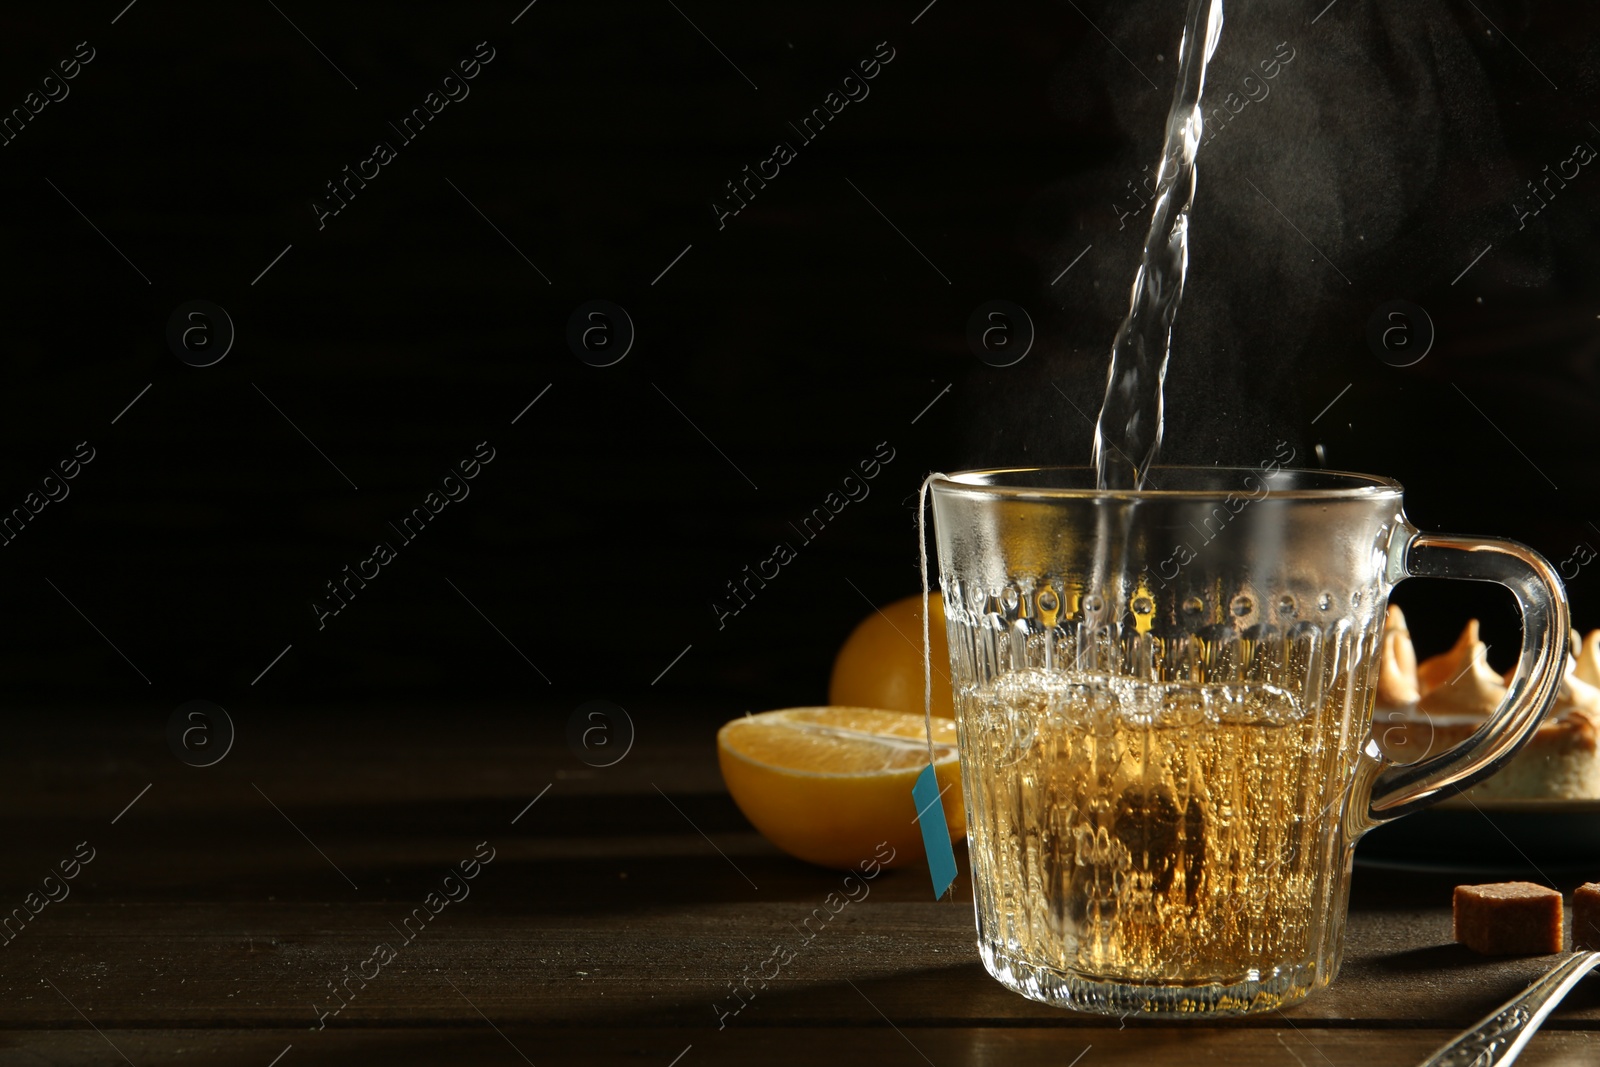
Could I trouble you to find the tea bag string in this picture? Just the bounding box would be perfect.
[917,472,947,767]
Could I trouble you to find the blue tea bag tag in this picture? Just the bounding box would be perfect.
[912,763,958,900]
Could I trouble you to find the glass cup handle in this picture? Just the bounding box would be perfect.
[1359,531,1570,829]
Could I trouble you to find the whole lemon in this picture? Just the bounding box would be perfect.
[829,593,955,719]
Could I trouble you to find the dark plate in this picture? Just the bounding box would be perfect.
[1356,798,1600,875]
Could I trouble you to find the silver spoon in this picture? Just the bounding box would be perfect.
[1419,950,1600,1067]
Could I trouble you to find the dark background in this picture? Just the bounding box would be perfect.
[0,0,1594,720]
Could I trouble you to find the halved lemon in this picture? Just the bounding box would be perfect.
[717,706,964,870]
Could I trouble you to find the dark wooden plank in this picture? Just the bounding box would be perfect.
[2,1027,1597,1067]
[2,896,1596,1029]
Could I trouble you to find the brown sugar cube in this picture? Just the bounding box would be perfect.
[1575,883,1600,951]
[1453,882,1564,955]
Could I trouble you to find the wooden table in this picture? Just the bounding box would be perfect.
[3,705,1596,1065]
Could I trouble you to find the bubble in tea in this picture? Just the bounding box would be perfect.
[958,667,1363,994]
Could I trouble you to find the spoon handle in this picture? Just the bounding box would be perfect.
[1419,950,1600,1067]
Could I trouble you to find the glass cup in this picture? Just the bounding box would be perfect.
[928,466,1568,1017]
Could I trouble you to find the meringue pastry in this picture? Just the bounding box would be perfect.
[1475,652,1600,801]
[1371,615,1600,802]
[1578,629,1600,689]
[1415,619,1507,718]
[1376,605,1420,707]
